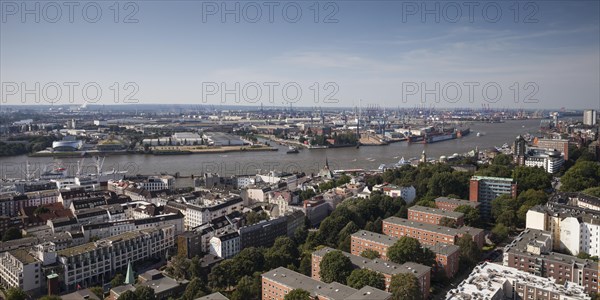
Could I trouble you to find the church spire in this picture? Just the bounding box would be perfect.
[124,261,135,285]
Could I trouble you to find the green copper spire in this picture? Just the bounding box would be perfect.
[124,261,135,285]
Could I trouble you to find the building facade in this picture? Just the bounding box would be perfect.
[469,176,517,218]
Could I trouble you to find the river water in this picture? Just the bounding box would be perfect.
[0,119,542,180]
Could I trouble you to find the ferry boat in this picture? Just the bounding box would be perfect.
[286,146,299,154]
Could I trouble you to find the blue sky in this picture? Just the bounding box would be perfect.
[1,0,599,109]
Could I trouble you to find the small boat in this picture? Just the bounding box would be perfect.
[286,146,299,154]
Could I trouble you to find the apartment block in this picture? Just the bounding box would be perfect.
[383,217,484,248]
[534,138,570,160]
[57,225,175,291]
[425,243,460,278]
[469,176,517,218]
[446,262,590,300]
[350,230,460,278]
[408,205,465,226]
[261,266,391,300]
[0,249,41,292]
[503,229,598,295]
[312,247,431,297]
[434,197,480,212]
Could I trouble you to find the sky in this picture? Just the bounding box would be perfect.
[1,0,599,109]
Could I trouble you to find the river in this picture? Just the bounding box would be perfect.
[0,119,542,181]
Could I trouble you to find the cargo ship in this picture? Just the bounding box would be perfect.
[408,126,470,144]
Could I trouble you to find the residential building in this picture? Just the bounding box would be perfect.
[503,229,598,295]
[261,266,392,300]
[372,184,416,203]
[469,176,517,218]
[0,249,41,292]
[584,109,597,126]
[383,217,484,248]
[350,230,460,278]
[81,212,184,241]
[408,205,465,226]
[535,138,570,160]
[446,262,590,300]
[57,225,175,291]
[239,215,287,249]
[434,197,480,212]
[209,231,241,259]
[312,247,431,297]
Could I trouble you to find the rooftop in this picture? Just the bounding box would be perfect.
[8,249,37,264]
[409,205,464,219]
[351,230,398,247]
[445,262,590,300]
[383,217,460,236]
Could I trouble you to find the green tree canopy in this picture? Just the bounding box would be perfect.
[387,236,434,266]
[319,250,354,284]
[6,288,27,300]
[111,273,125,288]
[561,161,600,192]
[457,234,481,268]
[491,223,509,244]
[360,249,381,259]
[284,289,311,300]
[231,275,261,300]
[389,273,422,300]
[346,269,385,290]
[2,227,22,242]
[513,166,552,193]
[583,187,600,198]
[265,237,299,270]
[134,286,156,300]
[116,290,137,300]
[454,205,481,227]
[439,217,457,228]
[182,278,206,300]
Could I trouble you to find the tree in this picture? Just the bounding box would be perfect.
[387,237,434,266]
[111,273,125,287]
[6,288,27,300]
[439,217,457,228]
[231,275,261,300]
[389,273,422,300]
[491,223,509,244]
[583,187,600,198]
[346,269,385,290]
[513,166,552,193]
[39,296,61,300]
[246,210,269,225]
[319,250,354,284]
[360,249,381,259]
[183,278,206,300]
[492,153,512,166]
[169,254,191,279]
[284,289,311,300]
[454,205,481,227]
[265,237,299,270]
[456,234,481,268]
[208,259,238,290]
[2,227,22,242]
[135,285,156,300]
[117,290,137,300]
[236,247,266,277]
[89,286,104,299]
[561,161,600,192]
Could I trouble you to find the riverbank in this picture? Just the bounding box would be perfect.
[151,145,277,155]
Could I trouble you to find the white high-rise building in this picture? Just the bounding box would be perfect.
[583,109,597,126]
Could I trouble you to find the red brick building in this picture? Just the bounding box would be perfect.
[311,247,431,298]
[382,217,485,248]
[261,266,392,300]
[434,197,480,212]
[408,205,465,226]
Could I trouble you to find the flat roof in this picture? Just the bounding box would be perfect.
[470,176,514,182]
[351,230,398,246]
[8,249,37,264]
[383,217,460,236]
[313,247,430,278]
[435,197,480,207]
[408,205,464,219]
